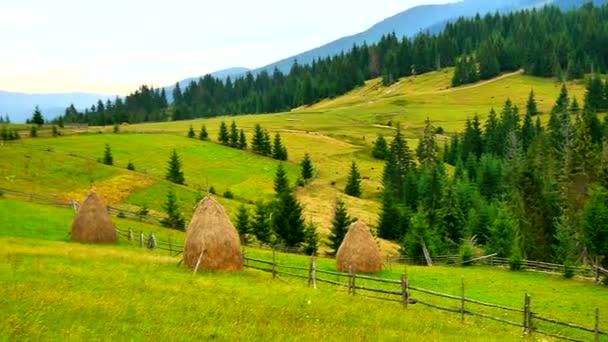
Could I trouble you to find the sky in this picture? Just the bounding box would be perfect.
[0,0,451,95]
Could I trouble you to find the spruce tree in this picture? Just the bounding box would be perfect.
[102,144,113,165]
[262,130,272,156]
[344,161,362,197]
[526,90,539,116]
[327,198,355,253]
[199,125,208,140]
[372,134,389,160]
[272,133,287,160]
[229,121,239,147]
[273,191,306,247]
[31,106,44,126]
[300,153,314,180]
[251,202,273,244]
[165,149,185,185]
[238,129,247,149]
[187,125,195,138]
[303,220,320,255]
[582,186,608,262]
[487,207,517,258]
[160,189,185,231]
[251,124,265,154]
[235,205,251,244]
[218,121,229,145]
[274,163,289,196]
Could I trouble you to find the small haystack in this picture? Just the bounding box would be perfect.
[71,190,117,243]
[184,196,242,272]
[336,221,382,273]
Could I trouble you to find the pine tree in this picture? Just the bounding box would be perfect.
[251,124,265,154]
[382,125,413,201]
[344,161,362,197]
[235,205,251,244]
[303,219,320,256]
[251,202,273,244]
[272,133,287,160]
[218,121,229,145]
[526,90,539,116]
[238,129,247,149]
[372,134,389,160]
[273,192,306,247]
[229,121,239,148]
[521,109,536,151]
[377,185,410,240]
[31,106,44,126]
[102,144,113,165]
[487,207,517,258]
[160,189,185,231]
[165,149,185,185]
[582,186,608,262]
[327,198,355,253]
[274,163,289,196]
[187,125,195,138]
[300,153,314,180]
[199,125,208,140]
[554,212,577,278]
[262,130,272,156]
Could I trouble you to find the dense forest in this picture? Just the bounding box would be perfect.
[58,3,608,125]
[374,76,608,271]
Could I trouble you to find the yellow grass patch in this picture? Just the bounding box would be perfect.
[62,173,156,204]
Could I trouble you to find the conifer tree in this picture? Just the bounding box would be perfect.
[218,121,229,145]
[187,125,195,138]
[229,121,239,148]
[300,153,314,180]
[199,125,208,140]
[102,144,113,165]
[238,129,247,149]
[582,186,608,264]
[235,205,251,244]
[382,125,413,201]
[344,161,362,197]
[526,90,539,116]
[274,163,289,196]
[303,219,320,256]
[372,134,389,160]
[165,149,185,185]
[327,198,355,253]
[262,130,272,156]
[161,189,185,231]
[251,202,273,244]
[272,133,288,161]
[251,124,265,154]
[273,191,306,247]
[31,106,44,126]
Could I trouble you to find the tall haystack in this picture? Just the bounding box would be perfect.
[71,190,117,243]
[336,221,382,273]
[184,196,242,272]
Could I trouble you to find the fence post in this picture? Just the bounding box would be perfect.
[168,236,173,255]
[461,276,465,323]
[595,308,600,342]
[128,228,133,243]
[139,232,144,248]
[401,273,409,309]
[523,293,529,335]
[596,258,600,284]
[308,255,314,287]
[350,267,356,295]
[272,248,277,279]
[147,233,156,250]
[311,256,317,289]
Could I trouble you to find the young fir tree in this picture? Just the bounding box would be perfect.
[272,133,288,161]
[31,106,44,126]
[273,163,289,196]
[160,189,185,231]
[29,126,38,138]
[251,202,273,244]
[187,125,196,138]
[344,161,362,197]
[165,149,185,185]
[229,121,239,148]
[300,153,314,180]
[218,121,230,145]
[526,90,539,116]
[377,184,410,240]
[262,130,273,156]
[238,129,247,150]
[273,191,306,247]
[303,219,320,256]
[199,125,209,140]
[327,198,355,253]
[372,134,389,160]
[234,205,251,244]
[251,124,265,154]
[102,144,113,165]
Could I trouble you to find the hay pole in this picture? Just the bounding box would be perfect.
[595,308,600,342]
[147,233,156,250]
[193,251,204,275]
[139,231,144,248]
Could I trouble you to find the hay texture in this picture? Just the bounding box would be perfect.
[184,196,242,272]
[71,190,117,243]
[336,221,382,273]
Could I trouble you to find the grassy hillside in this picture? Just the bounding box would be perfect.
[1,197,606,341]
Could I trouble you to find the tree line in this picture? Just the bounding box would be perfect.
[56,4,608,126]
[374,77,608,275]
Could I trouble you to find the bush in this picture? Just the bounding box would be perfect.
[459,240,476,266]
[126,161,135,171]
[209,186,216,195]
[563,264,575,279]
[435,126,444,134]
[296,177,305,187]
[509,241,523,271]
[223,190,234,199]
[113,124,120,133]
[117,211,126,219]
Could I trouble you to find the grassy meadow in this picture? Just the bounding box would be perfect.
[1,197,607,341]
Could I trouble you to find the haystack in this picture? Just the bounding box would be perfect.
[184,196,242,272]
[336,221,382,273]
[71,190,117,243]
